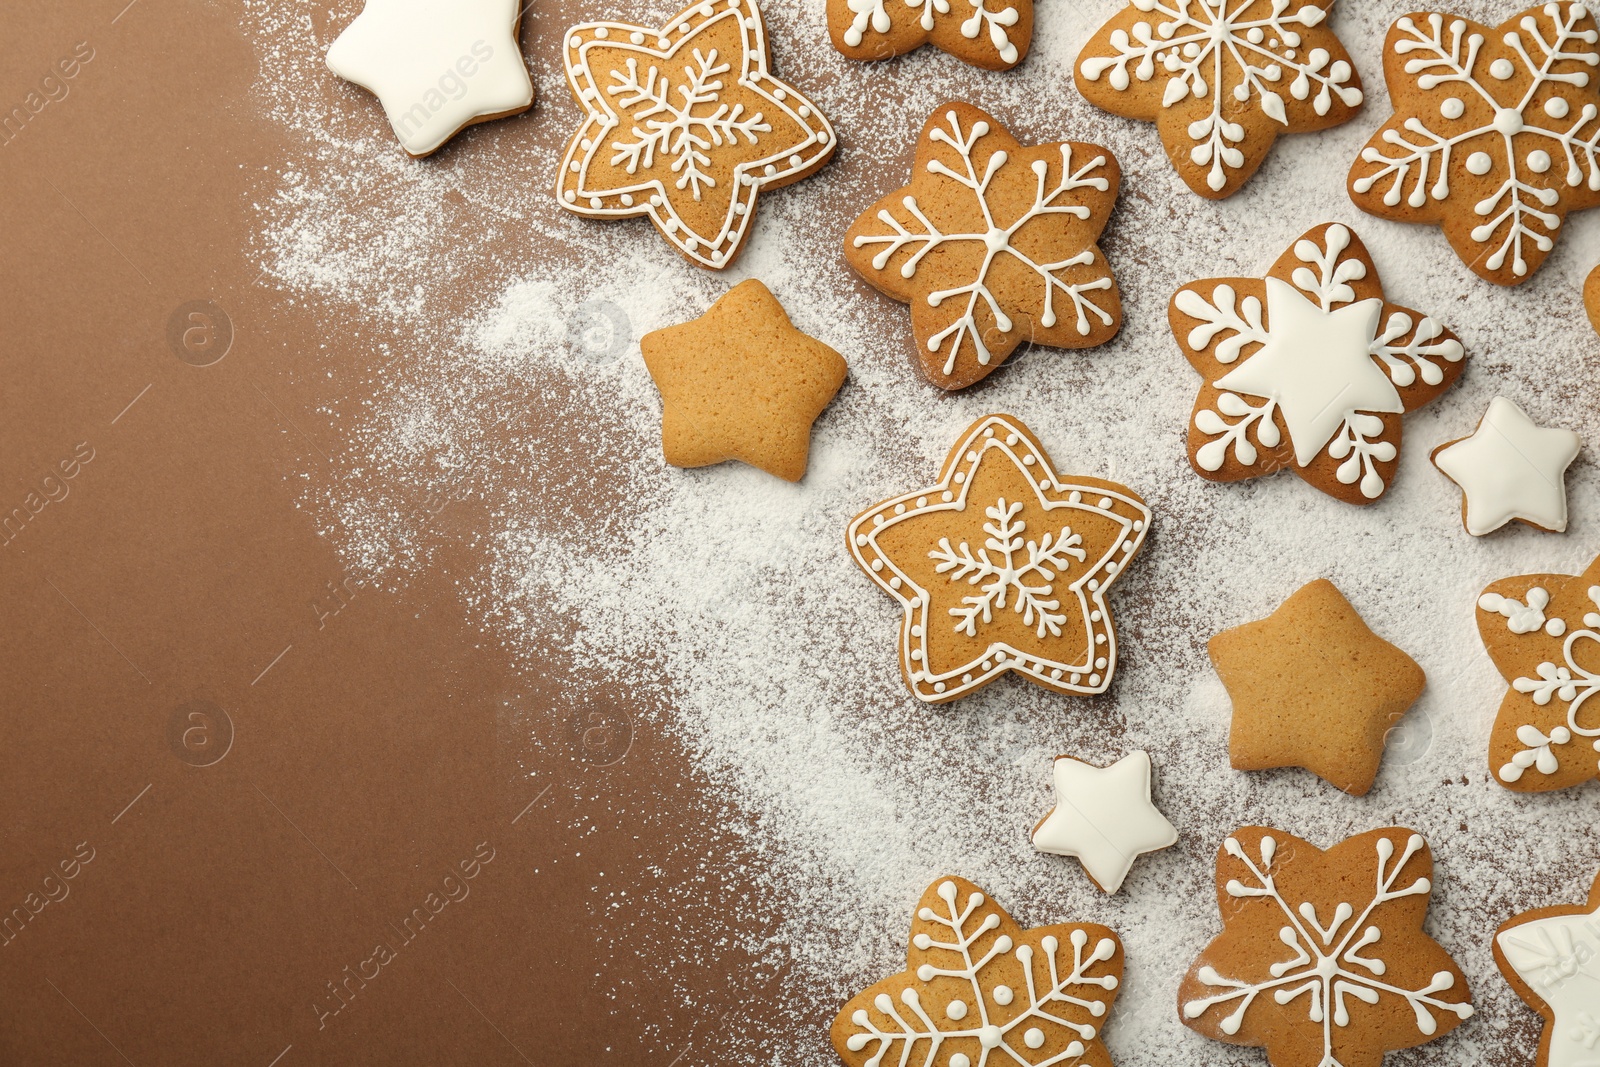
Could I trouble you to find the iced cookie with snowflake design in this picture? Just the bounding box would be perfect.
[1171,222,1465,504]
[832,876,1123,1067]
[847,414,1149,703]
[845,103,1121,391]
[555,0,836,269]
[1180,827,1474,1067]
[1476,553,1600,791]
[1494,868,1600,1067]
[1349,3,1600,285]
[826,0,1032,70]
[1075,0,1363,199]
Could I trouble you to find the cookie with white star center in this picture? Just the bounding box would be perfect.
[1170,222,1465,505]
[846,414,1149,703]
[826,0,1033,70]
[1494,868,1600,1067]
[1349,3,1600,285]
[1031,751,1177,894]
[1432,396,1582,535]
[555,0,836,270]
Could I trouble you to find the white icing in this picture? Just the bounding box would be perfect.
[1030,751,1178,894]
[1497,899,1600,1067]
[842,0,1020,64]
[1433,396,1582,535]
[1477,587,1555,634]
[324,0,533,156]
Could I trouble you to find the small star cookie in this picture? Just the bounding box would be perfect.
[555,0,836,269]
[1494,868,1600,1067]
[640,279,846,482]
[1432,396,1582,536]
[845,102,1122,391]
[1209,579,1425,795]
[847,414,1149,703]
[1031,751,1177,894]
[826,0,1033,70]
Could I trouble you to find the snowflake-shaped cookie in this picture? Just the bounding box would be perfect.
[1476,552,1600,792]
[1180,827,1474,1067]
[555,0,836,269]
[847,414,1149,703]
[1495,869,1600,1067]
[1170,222,1465,505]
[832,877,1122,1067]
[826,0,1032,70]
[845,102,1122,391]
[1076,0,1364,198]
[1349,3,1600,285]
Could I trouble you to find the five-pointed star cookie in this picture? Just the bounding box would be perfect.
[1031,751,1178,894]
[844,102,1122,391]
[1494,868,1600,1067]
[1433,396,1583,536]
[1349,3,1600,286]
[832,877,1123,1067]
[555,0,836,270]
[639,279,846,481]
[1075,0,1363,199]
[1475,552,1600,792]
[826,0,1032,70]
[1171,223,1466,504]
[1180,827,1473,1067]
[847,414,1150,703]
[1210,579,1426,795]
[325,0,533,157]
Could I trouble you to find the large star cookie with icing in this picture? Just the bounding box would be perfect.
[1494,868,1600,1067]
[826,0,1032,70]
[847,414,1149,704]
[1349,3,1600,285]
[555,0,836,269]
[1170,222,1465,504]
[1180,827,1474,1067]
[1075,0,1363,199]
[845,103,1122,391]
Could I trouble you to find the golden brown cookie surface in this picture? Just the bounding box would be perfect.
[1585,263,1600,335]
[1493,868,1600,1067]
[825,0,1032,70]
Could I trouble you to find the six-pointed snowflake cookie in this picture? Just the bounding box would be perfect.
[554,0,836,269]
[1170,222,1466,504]
[1476,553,1600,791]
[1075,0,1364,198]
[1180,826,1474,1067]
[831,876,1123,1067]
[847,414,1150,703]
[845,103,1122,391]
[1432,396,1582,535]
[1031,751,1178,894]
[1494,868,1600,1067]
[826,0,1032,69]
[1348,2,1600,285]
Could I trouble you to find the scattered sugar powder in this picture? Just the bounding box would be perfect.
[245,0,1600,1063]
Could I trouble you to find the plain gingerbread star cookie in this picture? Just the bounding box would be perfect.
[1432,396,1582,536]
[1494,868,1600,1067]
[1030,751,1177,894]
[640,279,846,482]
[325,0,533,157]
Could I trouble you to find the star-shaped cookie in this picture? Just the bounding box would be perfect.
[639,279,846,482]
[845,102,1122,391]
[1433,397,1582,536]
[1349,3,1600,285]
[555,0,836,269]
[1031,751,1177,894]
[325,0,534,157]
[1171,223,1465,504]
[1476,553,1600,792]
[1075,0,1364,198]
[826,0,1032,70]
[1210,579,1426,795]
[1494,868,1600,1067]
[847,414,1150,703]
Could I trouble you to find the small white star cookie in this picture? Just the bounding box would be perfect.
[1433,397,1582,536]
[1030,751,1177,894]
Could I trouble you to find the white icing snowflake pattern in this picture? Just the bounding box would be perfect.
[841,0,1023,65]
[1503,591,1600,781]
[1497,896,1600,1067]
[930,498,1086,639]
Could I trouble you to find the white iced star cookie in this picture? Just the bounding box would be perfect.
[325,0,533,158]
[1433,397,1582,536]
[1494,869,1600,1067]
[1030,751,1177,894]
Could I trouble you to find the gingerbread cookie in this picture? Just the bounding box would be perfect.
[1432,397,1582,536]
[832,877,1122,1067]
[1494,868,1600,1067]
[1031,751,1177,894]
[1476,553,1600,791]
[1076,0,1363,199]
[847,414,1150,703]
[826,0,1032,70]
[1349,3,1600,285]
[640,279,847,481]
[326,0,534,157]
[844,103,1121,391]
[1180,827,1474,1066]
[1171,223,1465,504]
[1210,579,1426,795]
[555,0,836,269]
[1586,263,1600,336]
